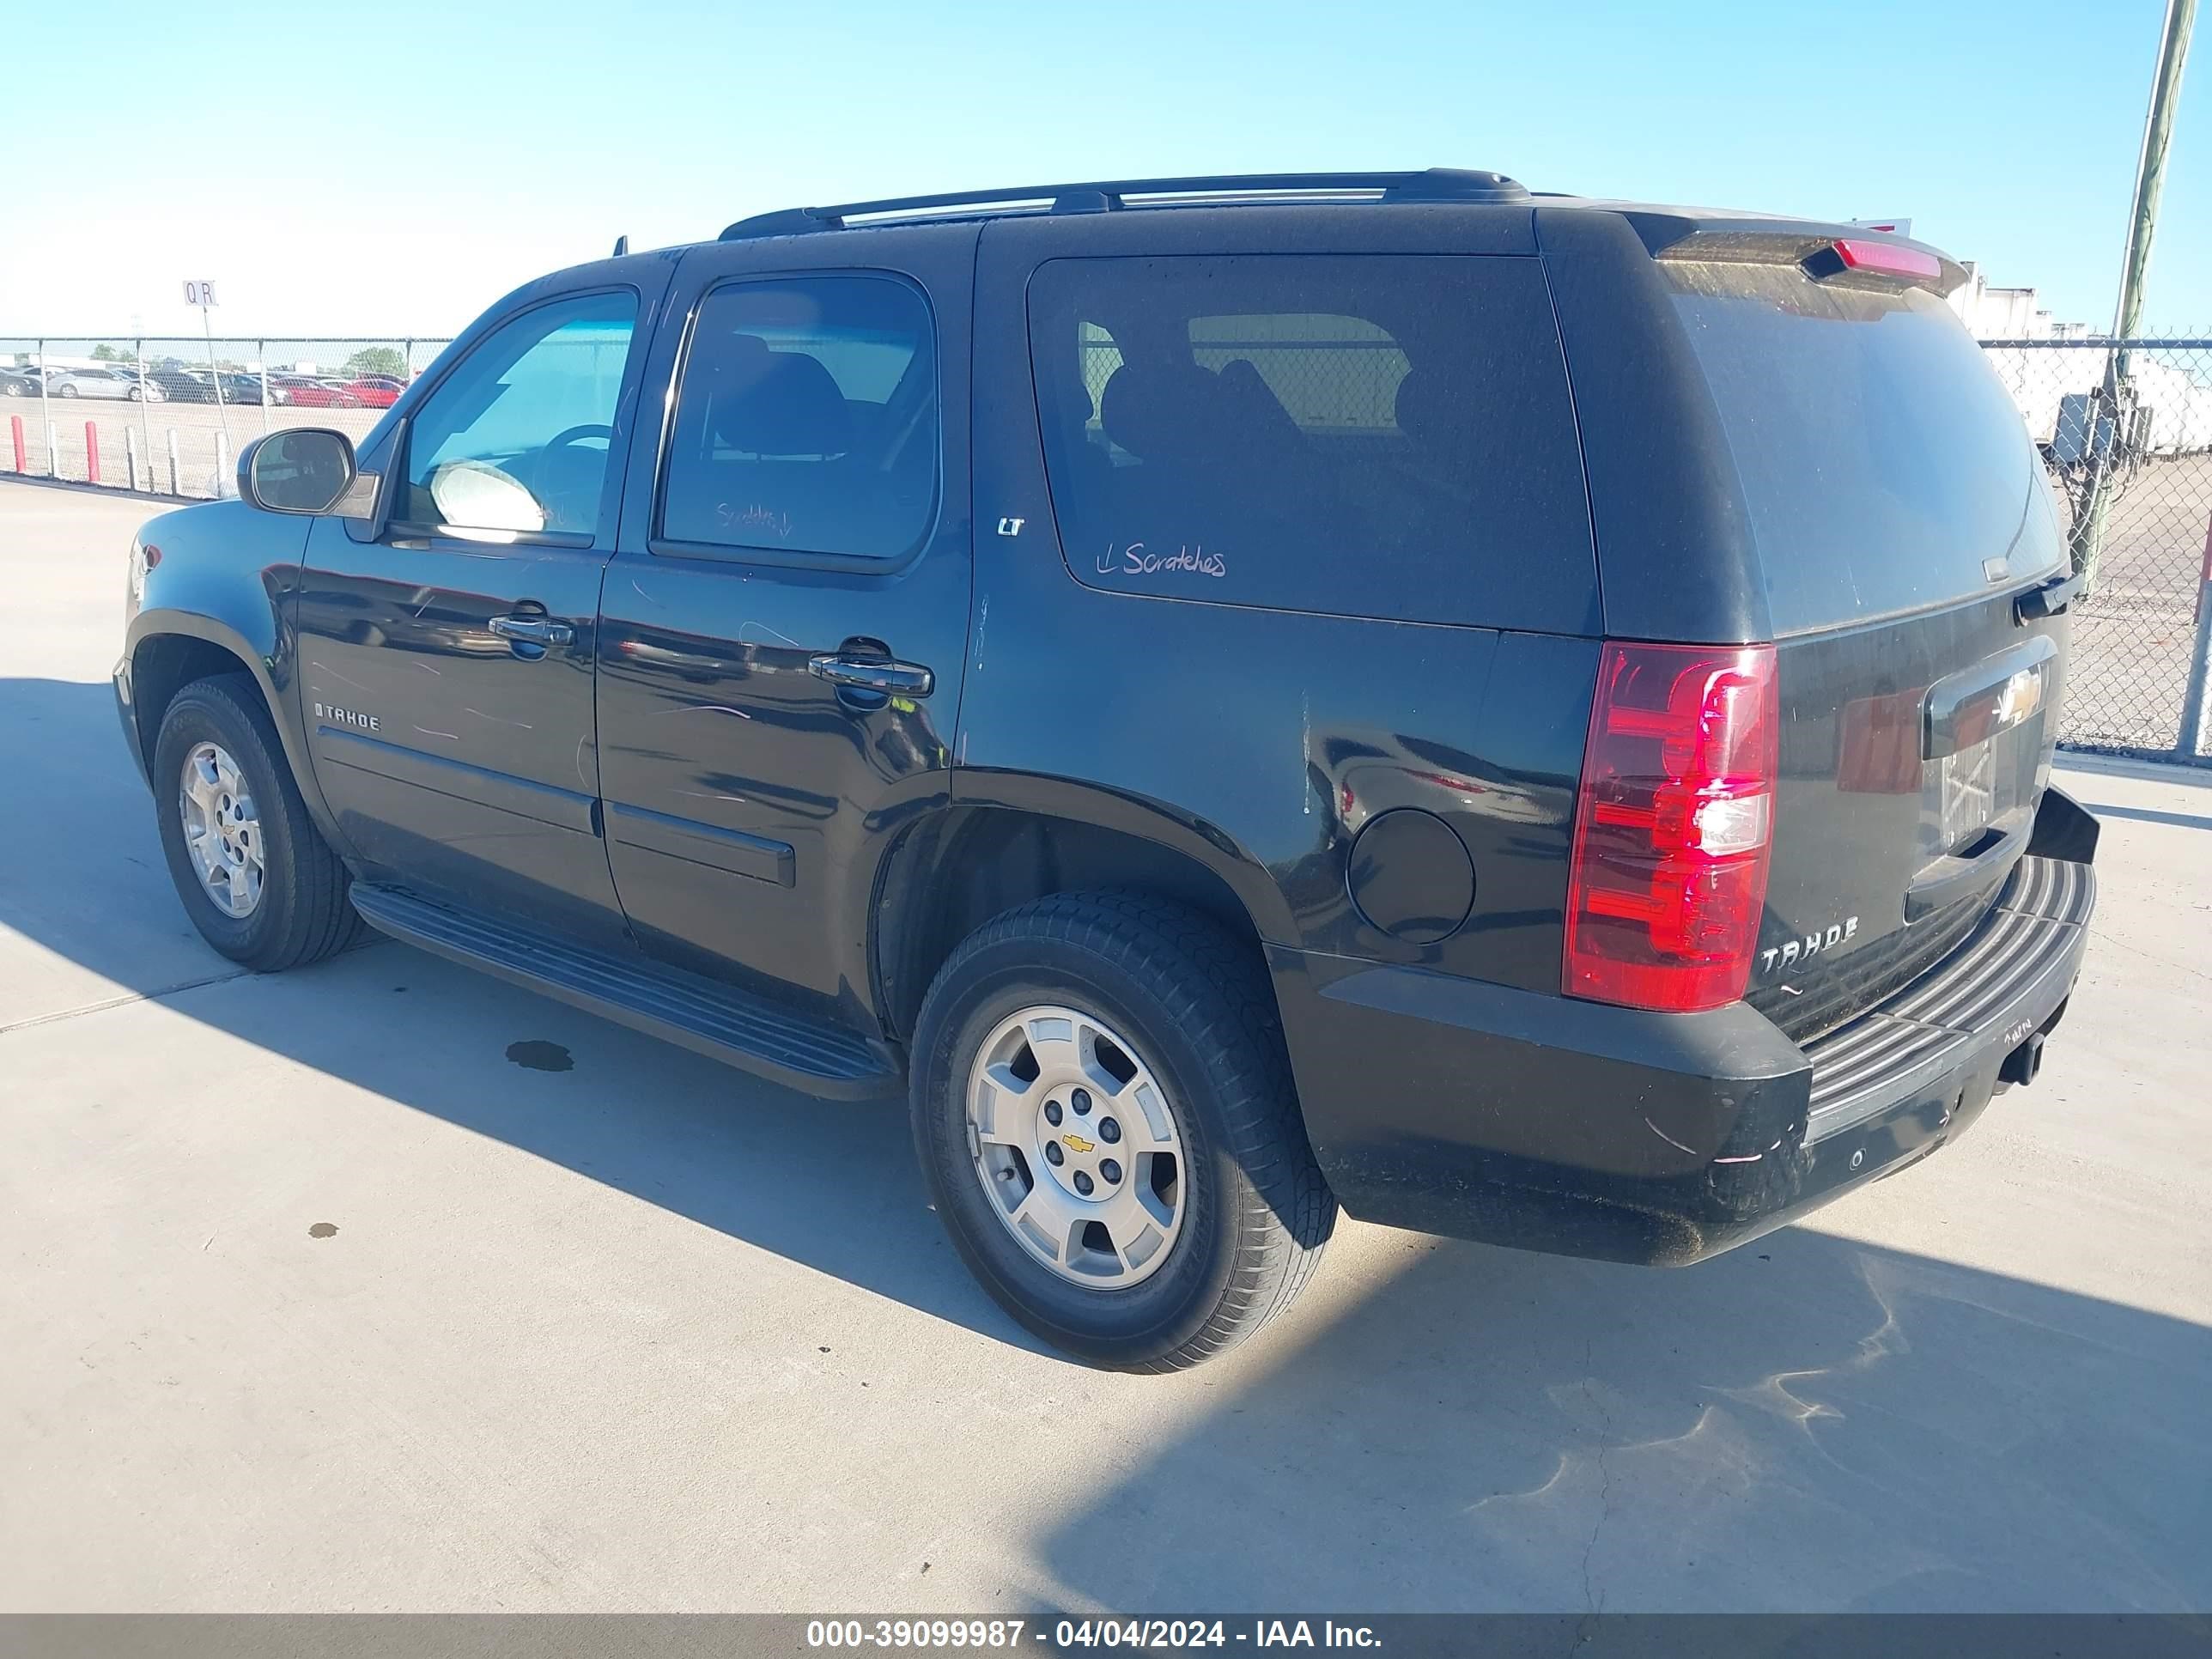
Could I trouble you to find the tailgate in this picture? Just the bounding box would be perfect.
[1757,602,2069,1041]
[1656,251,2073,1042]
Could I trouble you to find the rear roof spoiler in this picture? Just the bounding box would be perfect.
[1621,210,1968,297]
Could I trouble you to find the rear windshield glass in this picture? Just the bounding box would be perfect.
[1662,264,2063,633]
[1027,255,1597,633]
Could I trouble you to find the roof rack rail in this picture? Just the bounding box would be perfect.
[718,168,1528,241]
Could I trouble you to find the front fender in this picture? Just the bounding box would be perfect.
[122,501,334,838]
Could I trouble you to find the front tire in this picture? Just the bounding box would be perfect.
[151,675,358,971]
[911,891,1336,1370]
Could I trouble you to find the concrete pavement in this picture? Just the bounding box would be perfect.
[2,478,2207,1613]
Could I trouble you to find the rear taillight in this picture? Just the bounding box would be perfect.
[1565,641,1778,1013]
[1831,238,1942,281]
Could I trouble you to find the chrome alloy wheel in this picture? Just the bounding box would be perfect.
[179,741,264,919]
[965,1005,1187,1288]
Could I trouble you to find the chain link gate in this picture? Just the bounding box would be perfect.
[1978,333,2212,763]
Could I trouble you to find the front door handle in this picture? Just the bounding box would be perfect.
[489,614,574,649]
[807,653,934,698]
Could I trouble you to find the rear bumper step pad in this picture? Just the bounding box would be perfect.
[1803,855,2094,1137]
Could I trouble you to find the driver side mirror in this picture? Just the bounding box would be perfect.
[239,428,375,516]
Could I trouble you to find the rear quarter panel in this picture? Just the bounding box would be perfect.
[964,213,1598,989]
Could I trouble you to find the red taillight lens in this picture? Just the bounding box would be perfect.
[1832,239,1942,282]
[1565,641,1778,1013]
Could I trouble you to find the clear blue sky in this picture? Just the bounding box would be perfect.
[2,0,2202,342]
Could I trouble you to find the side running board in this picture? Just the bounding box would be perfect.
[349,884,902,1100]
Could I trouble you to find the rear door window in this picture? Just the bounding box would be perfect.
[659,274,939,561]
[1027,255,1596,633]
[1661,264,2063,632]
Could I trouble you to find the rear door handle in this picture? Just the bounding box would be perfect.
[807,653,934,698]
[489,614,574,649]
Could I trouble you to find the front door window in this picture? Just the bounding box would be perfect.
[403,291,637,538]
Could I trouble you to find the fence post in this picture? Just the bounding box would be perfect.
[2176,513,2212,763]
[9,415,22,473]
[137,337,153,469]
[46,422,58,479]
[167,429,179,495]
[215,430,231,498]
[37,337,51,474]
[125,424,141,491]
[85,422,100,485]
[258,343,270,434]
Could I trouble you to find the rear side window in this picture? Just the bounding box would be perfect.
[1662,264,2063,632]
[660,275,939,560]
[1028,255,1596,632]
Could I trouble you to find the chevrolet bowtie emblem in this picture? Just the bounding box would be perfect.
[1062,1133,1097,1154]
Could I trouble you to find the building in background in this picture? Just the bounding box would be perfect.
[1946,260,2209,455]
[1946,262,2091,342]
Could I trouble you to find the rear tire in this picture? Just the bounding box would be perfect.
[152,675,359,972]
[911,891,1335,1370]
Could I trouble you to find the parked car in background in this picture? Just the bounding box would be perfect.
[338,374,407,408]
[0,365,40,396]
[206,371,283,405]
[166,369,293,406]
[48,367,163,401]
[148,369,216,403]
[273,375,362,408]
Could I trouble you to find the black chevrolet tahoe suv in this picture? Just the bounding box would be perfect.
[116,169,2099,1370]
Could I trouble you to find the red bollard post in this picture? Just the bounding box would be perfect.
[9,415,22,474]
[86,422,100,485]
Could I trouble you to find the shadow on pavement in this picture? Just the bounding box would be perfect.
[0,673,1020,1346]
[2078,800,2212,833]
[1030,1225,2212,1611]
[9,674,2211,1611]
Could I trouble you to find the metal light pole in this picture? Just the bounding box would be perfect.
[2074,0,2197,586]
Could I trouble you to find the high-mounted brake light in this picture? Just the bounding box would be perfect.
[1564,642,1778,1013]
[1830,239,1942,282]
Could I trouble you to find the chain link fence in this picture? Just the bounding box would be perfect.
[0,337,451,499]
[6,326,2209,763]
[1978,333,2212,763]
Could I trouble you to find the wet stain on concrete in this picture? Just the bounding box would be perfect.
[307,1222,338,1239]
[507,1040,574,1073]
